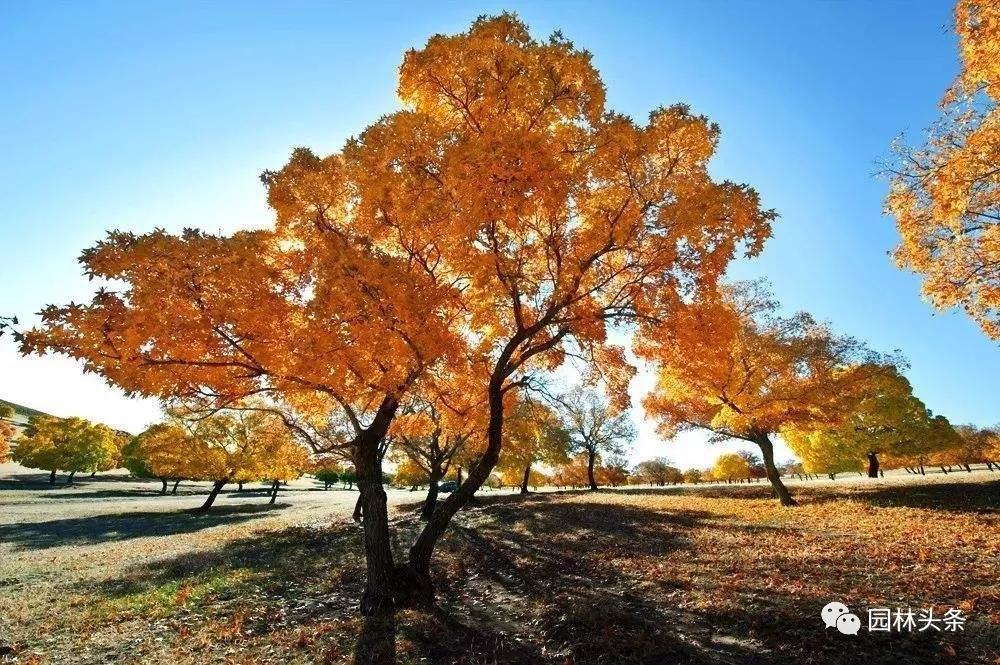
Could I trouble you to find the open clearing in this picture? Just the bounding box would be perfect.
[0,466,997,664]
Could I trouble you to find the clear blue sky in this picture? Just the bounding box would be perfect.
[1,2,996,465]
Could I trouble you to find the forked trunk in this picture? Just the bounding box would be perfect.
[587,449,598,491]
[752,432,797,507]
[198,479,227,512]
[866,451,880,478]
[520,464,531,494]
[403,377,506,610]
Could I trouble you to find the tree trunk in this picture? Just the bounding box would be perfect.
[268,479,280,505]
[918,465,925,475]
[160,478,168,495]
[353,494,363,522]
[866,451,880,478]
[171,479,180,494]
[198,480,226,512]
[403,375,506,610]
[421,471,442,521]
[237,482,244,492]
[520,464,531,494]
[67,470,76,485]
[963,463,972,473]
[587,449,598,491]
[90,471,96,478]
[49,469,56,485]
[753,433,797,507]
[354,430,396,618]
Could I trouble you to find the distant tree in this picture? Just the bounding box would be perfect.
[497,398,569,495]
[736,450,766,482]
[0,404,16,463]
[313,457,342,490]
[596,458,630,487]
[12,416,118,484]
[560,390,636,491]
[682,468,703,484]
[639,280,895,505]
[712,453,750,484]
[633,458,675,486]
[122,433,176,494]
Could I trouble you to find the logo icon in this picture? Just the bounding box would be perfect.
[821,601,849,629]
[836,612,861,635]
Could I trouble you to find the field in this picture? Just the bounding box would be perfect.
[0,465,997,665]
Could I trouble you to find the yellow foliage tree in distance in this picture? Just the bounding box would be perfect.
[886,0,1000,339]
[0,404,16,463]
[638,281,893,506]
[711,453,750,484]
[12,416,118,485]
[496,397,569,494]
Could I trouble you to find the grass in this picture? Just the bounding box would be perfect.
[0,473,997,664]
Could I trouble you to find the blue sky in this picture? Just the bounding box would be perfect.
[1,1,995,467]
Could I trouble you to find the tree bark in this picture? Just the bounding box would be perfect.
[520,464,532,494]
[753,432,797,507]
[49,469,56,485]
[421,471,442,521]
[355,431,396,617]
[198,480,227,512]
[268,479,280,505]
[866,451,880,478]
[353,494,363,522]
[587,448,598,491]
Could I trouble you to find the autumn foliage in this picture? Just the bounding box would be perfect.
[886,0,1000,338]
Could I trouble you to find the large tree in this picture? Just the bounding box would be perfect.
[886,0,1000,339]
[559,390,635,490]
[638,282,889,506]
[17,15,773,618]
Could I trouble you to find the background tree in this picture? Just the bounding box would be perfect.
[638,281,891,506]
[886,0,1000,339]
[312,456,343,490]
[497,398,569,494]
[560,390,636,491]
[682,468,703,484]
[0,404,15,463]
[12,416,118,484]
[786,367,956,478]
[633,458,675,486]
[122,433,179,494]
[712,453,750,484]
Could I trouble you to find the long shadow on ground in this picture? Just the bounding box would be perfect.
[0,503,284,550]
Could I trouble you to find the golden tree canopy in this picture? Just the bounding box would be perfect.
[887,0,1000,338]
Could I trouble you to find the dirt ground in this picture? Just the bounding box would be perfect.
[0,466,997,664]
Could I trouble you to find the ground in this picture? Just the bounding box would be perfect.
[0,465,997,664]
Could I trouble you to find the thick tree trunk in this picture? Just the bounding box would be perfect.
[49,469,56,485]
[587,449,598,491]
[520,464,531,494]
[355,431,396,618]
[753,433,797,507]
[160,478,168,494]
[172,479,180,494]
[866,451,880,478]
[268,479,280,505]
[197,480,227,511]
[67,470,76,485]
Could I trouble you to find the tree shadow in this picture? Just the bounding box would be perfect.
[0,503,284,551]
[796,479,1000,515]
